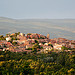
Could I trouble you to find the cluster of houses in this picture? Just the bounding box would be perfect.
[50,38,75,49]
[0,32,75,53]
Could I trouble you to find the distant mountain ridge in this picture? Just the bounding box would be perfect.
[0,17,75,21]
[0,17,75,40]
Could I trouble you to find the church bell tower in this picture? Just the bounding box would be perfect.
[47,33,50,39]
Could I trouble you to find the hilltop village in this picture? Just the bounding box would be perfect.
[0,32,75,53]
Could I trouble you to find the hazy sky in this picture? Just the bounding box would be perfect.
[0,0,75,19]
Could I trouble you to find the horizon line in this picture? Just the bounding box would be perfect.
[0,16,75,20]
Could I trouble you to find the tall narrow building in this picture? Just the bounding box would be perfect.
[47,33,50,39]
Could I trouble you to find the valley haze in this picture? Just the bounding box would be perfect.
[0,17,75,40]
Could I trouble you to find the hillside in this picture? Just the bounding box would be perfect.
[0,17,75,40]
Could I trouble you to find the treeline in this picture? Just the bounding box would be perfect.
[0,51,75,75]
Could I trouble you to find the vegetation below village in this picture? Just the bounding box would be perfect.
[0,51,75,75]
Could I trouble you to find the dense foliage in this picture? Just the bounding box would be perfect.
[0,35,6,40]
[0,51,75,75]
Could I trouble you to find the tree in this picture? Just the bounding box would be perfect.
[0,35,5,40]
[61,46,68,51]
[12,42,17,45]
[32,43,39,51]
[35,40,38,43]
[48,44,53,47]
[68,68,75,75]
[0,55,5,61]
[56,53,65,66]
[6,33,10,37]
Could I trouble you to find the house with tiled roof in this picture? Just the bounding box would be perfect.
[53,44,63,50]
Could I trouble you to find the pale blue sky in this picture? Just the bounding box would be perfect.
[0,0,75,19]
